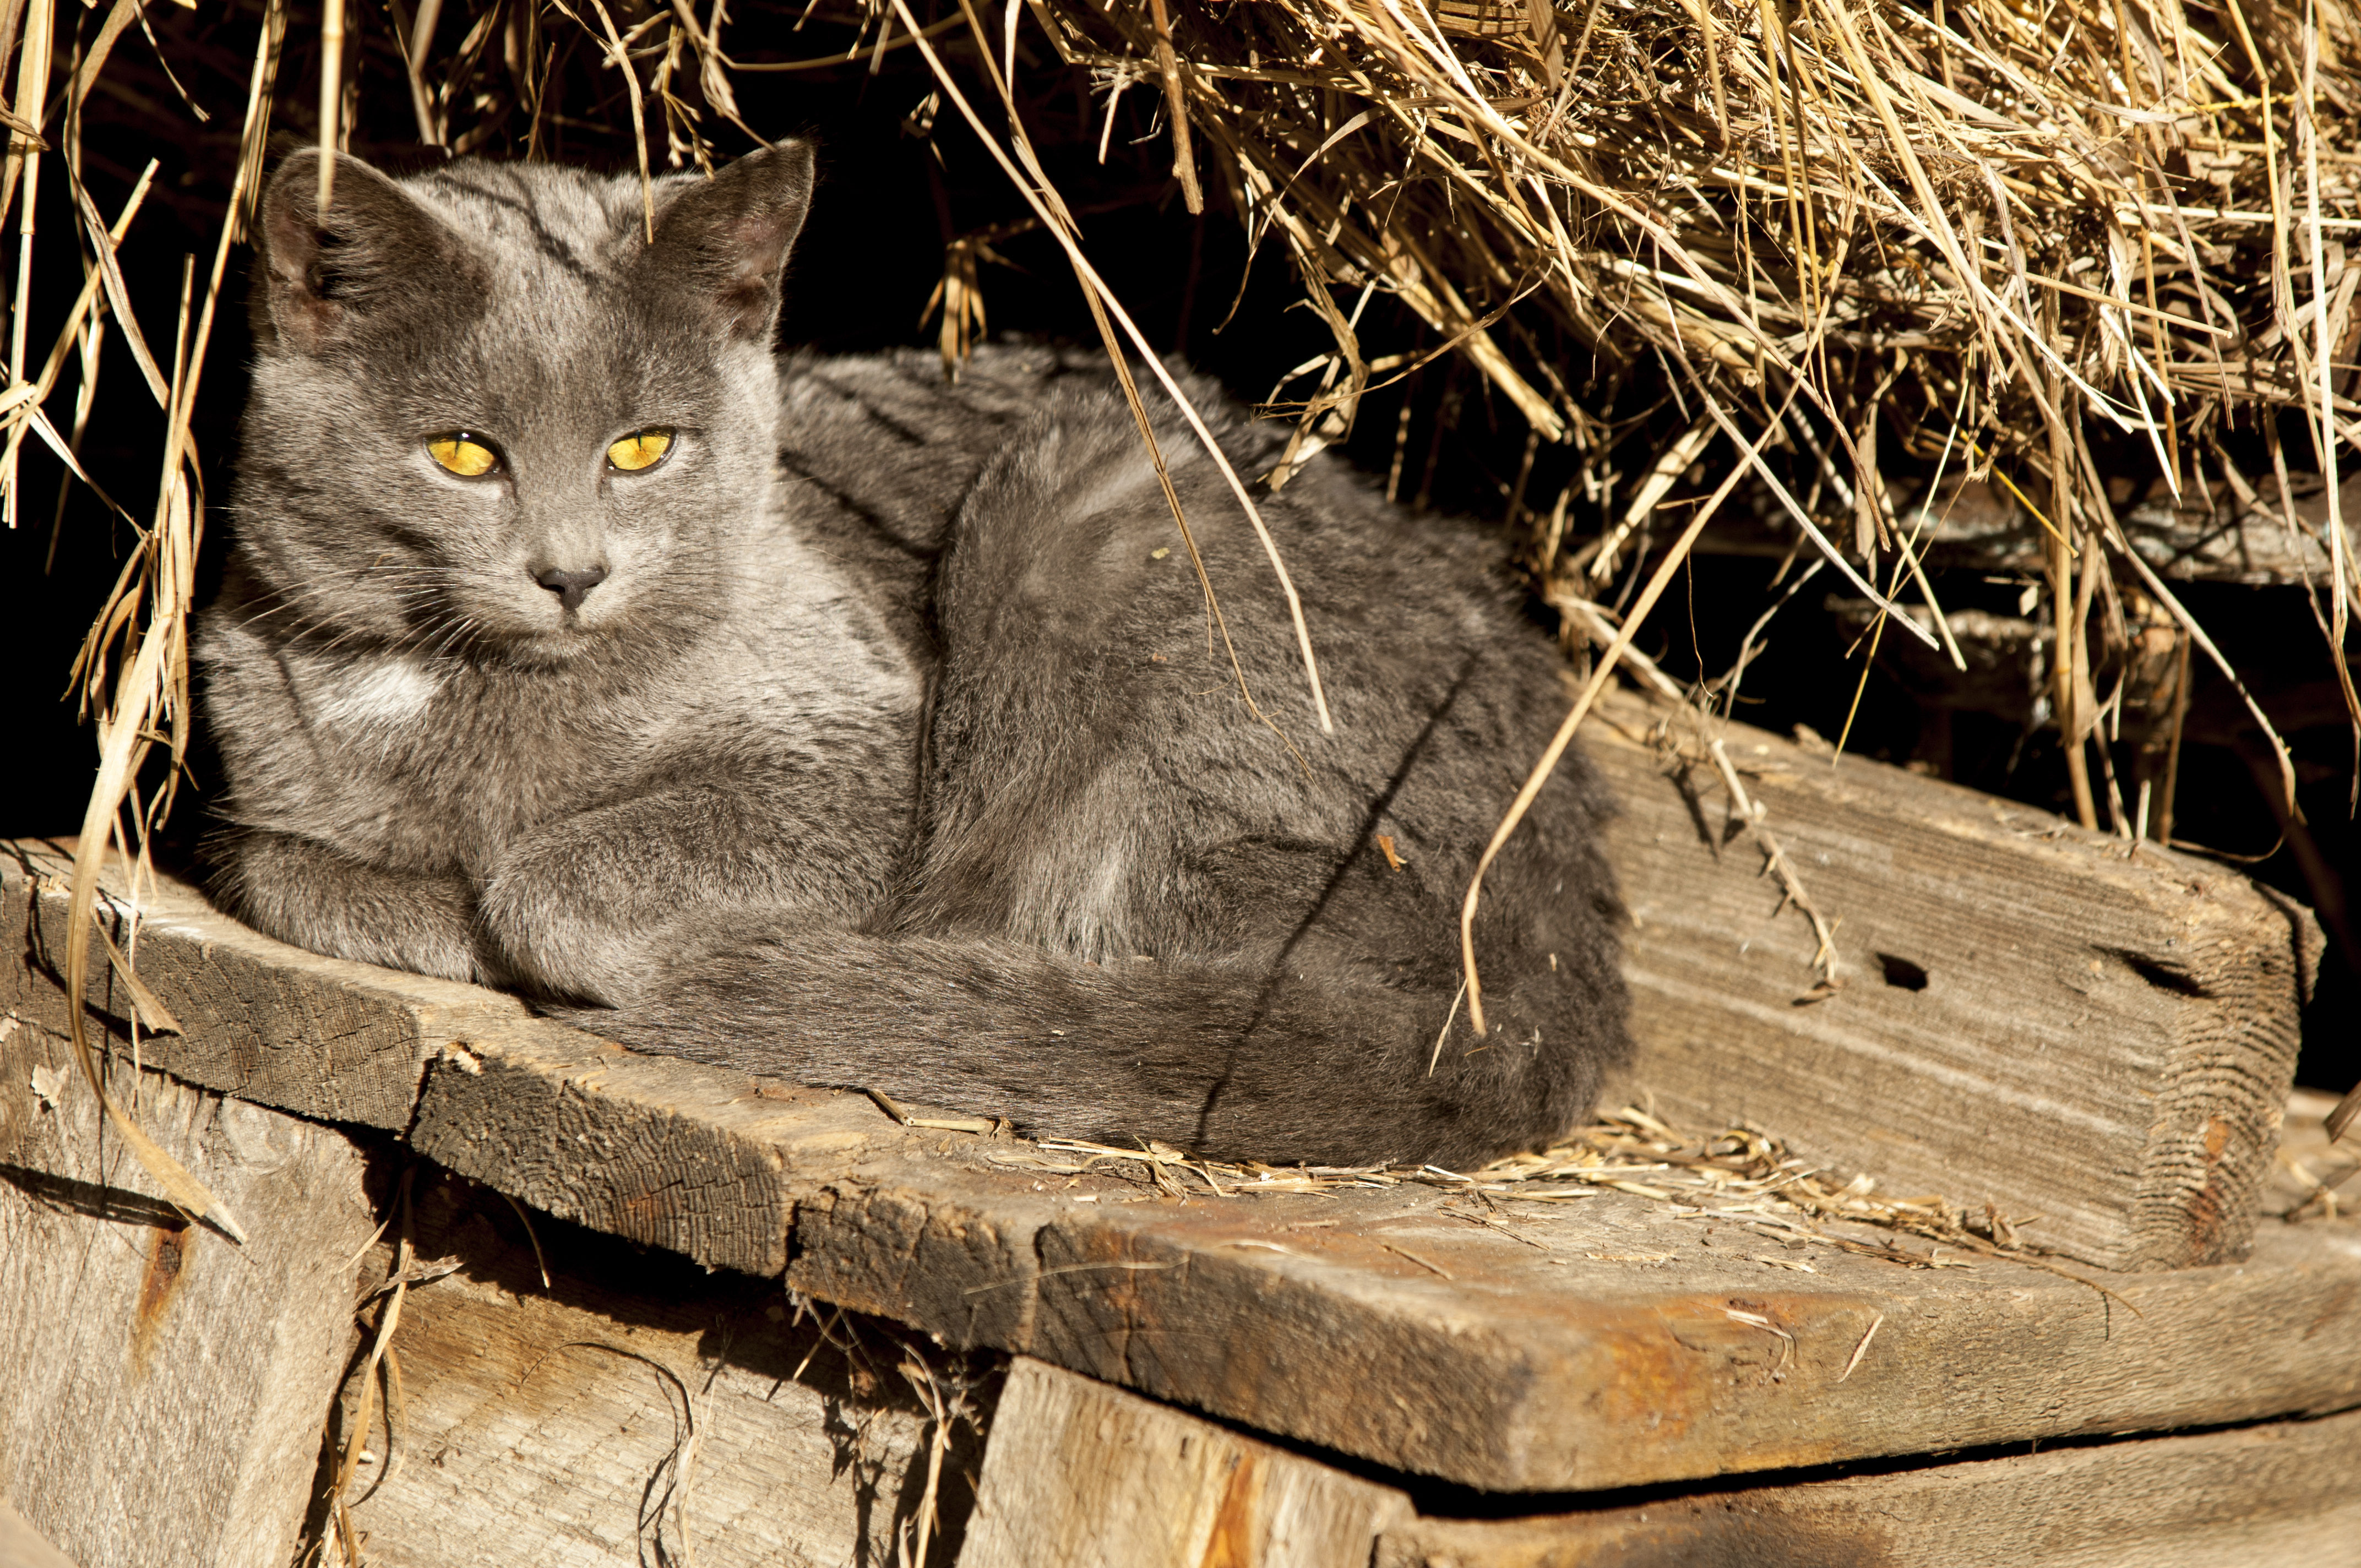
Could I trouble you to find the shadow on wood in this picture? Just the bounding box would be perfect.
[314,1160,997,1567]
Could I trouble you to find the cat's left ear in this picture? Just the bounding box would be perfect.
[642,141,816,340]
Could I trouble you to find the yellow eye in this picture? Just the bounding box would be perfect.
[607,428,674,472]
[427,434,500,477]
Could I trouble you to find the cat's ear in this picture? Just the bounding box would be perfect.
[641,141,815,340]
[255,150,480,356]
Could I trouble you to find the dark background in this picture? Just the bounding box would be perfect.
[6,0,2351,1090]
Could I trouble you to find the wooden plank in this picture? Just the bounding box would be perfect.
[1691,470,2361,587]
[1375,1407,2361,1567]
[1,839,986,1278]
[0,1019,376,1568]
[328,1171,979,1568]
[400,1017,902,1278]
[0,840,524,1130]
[796,1161,2361,1493]
[1587,688,2318,1271]
[959,1358,1410,1568]
[970,1365,2361,1568]
[1919,469,2361,587]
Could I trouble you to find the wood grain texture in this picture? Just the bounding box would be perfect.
[959,1358,1409,1568]
[399,1020,949,1278]
[5,682,2314,1281]
[328,1174,984,1568]
[0,1020,375,1568]
[1377,1407,2361,1567]
[1586,689,2319,1271]
[0,840,523,1129]
[795,1159,2361,1491]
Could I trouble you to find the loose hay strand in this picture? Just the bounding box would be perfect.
[1462,383,1782,1032]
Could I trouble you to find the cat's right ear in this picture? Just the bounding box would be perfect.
[254,150,479,356]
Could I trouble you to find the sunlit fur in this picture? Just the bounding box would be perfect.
[198,145,1632,1168]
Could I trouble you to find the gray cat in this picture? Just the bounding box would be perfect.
[196,143,1629,1168]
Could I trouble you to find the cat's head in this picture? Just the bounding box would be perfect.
[234,144,814,664]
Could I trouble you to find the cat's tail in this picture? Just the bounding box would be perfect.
[551,923,1626,1169]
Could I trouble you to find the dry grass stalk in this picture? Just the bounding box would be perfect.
[891,0,1341,739]
[7,0,292,1238]
[1461,386,1780,1027]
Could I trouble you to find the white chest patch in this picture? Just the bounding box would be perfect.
[308,655,447,729]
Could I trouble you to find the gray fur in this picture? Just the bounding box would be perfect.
[198,145,1631,1168]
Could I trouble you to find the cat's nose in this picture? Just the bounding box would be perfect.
[534,565,609,612]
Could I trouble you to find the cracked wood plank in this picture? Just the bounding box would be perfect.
[1377,1406,2361,1567]
[0,1023,375,1568]
[1587,688,2319,1271]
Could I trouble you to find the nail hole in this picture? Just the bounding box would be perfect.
[1877,954,1929,992]
[2106,950,2210,998]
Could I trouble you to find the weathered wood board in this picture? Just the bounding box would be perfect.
[2,839,881,1277]
[961,1358,1410,1568]
[0,1020,375,1568]
[966,1360,2361,1568]
[1585,688,2318,1270]
[0,840,527,1130]
[1699,469,2361,588]
[327,1172,983,1568]
[4,838,2353,1496]
[1378,1406,2361,1568]
[796,1160,2361,1493]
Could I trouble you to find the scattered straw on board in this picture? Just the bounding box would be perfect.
[983,1102,2112,1281]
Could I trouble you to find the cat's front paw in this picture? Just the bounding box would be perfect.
[474,847,681,1007]
[214,829,478,982]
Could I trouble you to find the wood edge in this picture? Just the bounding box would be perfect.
[1375,1404,2361,1565]
[1587,692,2318,1271]
[963,1357,1413,1567]
[0,1499,80,1568]
[1588,688,2284,915]
[2122,878,2319,1270]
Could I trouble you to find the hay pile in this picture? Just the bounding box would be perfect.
[1015,0,2361,830]
[28,0,2361,827]
[1043,0,2361,465]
